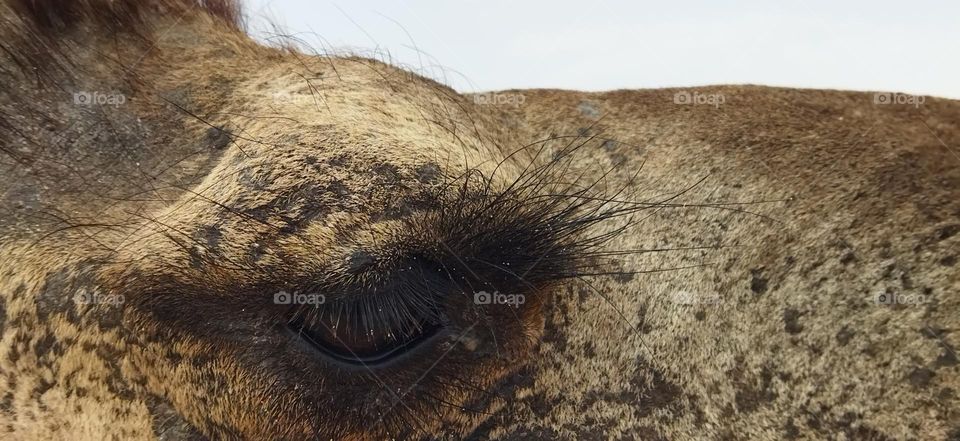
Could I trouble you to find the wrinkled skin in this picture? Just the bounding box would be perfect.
[0,2,958,440]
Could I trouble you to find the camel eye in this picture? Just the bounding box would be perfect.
[286,302,443,365]
[283,263,448,366]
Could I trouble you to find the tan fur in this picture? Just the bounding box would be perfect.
[1,2,957,440]
[474,88,960,440]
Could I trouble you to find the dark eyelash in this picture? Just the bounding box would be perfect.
[285,258,450,344]
[289,285,444,340]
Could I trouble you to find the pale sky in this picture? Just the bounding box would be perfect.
[243,0,960,99]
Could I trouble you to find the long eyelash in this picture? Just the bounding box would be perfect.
[288,272,447,341]
[427,134,777,288]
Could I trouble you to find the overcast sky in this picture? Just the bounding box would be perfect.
[243,0,960,99]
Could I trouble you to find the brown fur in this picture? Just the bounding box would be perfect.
[1,1,958,440]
